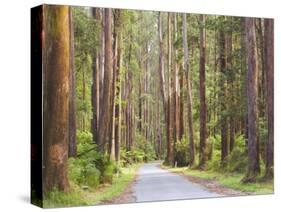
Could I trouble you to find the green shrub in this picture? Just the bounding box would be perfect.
[68,158,84,185]
[233,134,246,149]
[207,150,222,171]
[144,142,156,162]
[120,133,156,166]
[226,148,247,173]
[84,163,100,188]
[101,160,114,184]
[226,134,247,173]
[77,130,93,144]
[209,134,221,151]
[135,132,156,162]
[175,137,190,167]
[207,134,247,173]
[120,149,130,166]
[69,131,104,188]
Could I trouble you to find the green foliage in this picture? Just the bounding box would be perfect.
[207,134,247,173]
[77,130,93,144]
[120,149,144,166]
[135,133,156,162]
[120,133,156,166]
[84,163,101,188]
[175,137,190,167]
[209,135,221,151]
[207,150,222,172]
[73,7,99,55]
[44,165,140,208]
[43,187,87,208]
[68,131,115,188]
[168,167,273,195]
[68,158,84,185]
[101,160,115,184]
[226,148,247,173]
[226,135,247,173]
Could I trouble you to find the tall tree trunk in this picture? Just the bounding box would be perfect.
[99,9,105,113]
[97,8,113,153]
[125,36,133,151]
[264,18,274,179]
[138,76,142,131]
[240,18,249,142]
[157,13,167,123]
[212,16,218,136]
[243,17,260,182]
[43,5,70,193]
[219,18,228,164]
[199,15,207,169]
[91,8,101,145]
[114,9,123,163]
[167,13,173,166]
[224,17,235,153]
[68,7,77,157]
[179,71,184,140]
[109,14,119,161]
[173,14,180,165]
[182,14,195,167]
[257,19,266,118]
[158,12,168,162]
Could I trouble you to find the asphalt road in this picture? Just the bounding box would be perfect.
[133,162,222,202]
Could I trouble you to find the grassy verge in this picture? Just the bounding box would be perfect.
[163,166,273,195]
[43,164,140,208]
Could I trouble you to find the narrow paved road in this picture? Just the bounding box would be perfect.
[133,162,222,202]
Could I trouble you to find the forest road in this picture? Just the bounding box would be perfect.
[132,162,222,202]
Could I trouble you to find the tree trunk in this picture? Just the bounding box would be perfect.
[173,14,180,165]
[91,8,101,145]
[97,8,113,153]
[114,9,123,163]
[68,8,77,157]
[199,15,207,169]
[42,5,70,193]
[109,13,119,161]
[226,20,234,153]
[243,17,260,182]
[264,18,274,179]
[167,13,173,166]
[219,21,228,164]
[182,14,195,167]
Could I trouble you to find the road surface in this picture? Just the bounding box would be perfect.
[132,162,222,202]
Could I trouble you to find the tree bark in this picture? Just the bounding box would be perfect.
[243,17,260,182]
[114,9,123,163]
[91,8,101,145]
[224,18,234,153]
[173,14,180,165]
[167,13,173,166]
[219,20,228,163]
[68,7,77,157]
[43,5,70,193]
[97,8,113,153]
[199,15,207,169]
[264,18,274,179]
[182,14,195,167]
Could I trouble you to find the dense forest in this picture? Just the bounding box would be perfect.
[34,5,274,207]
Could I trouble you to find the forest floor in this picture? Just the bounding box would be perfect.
[164,166,273,195]
[43,164,141,208]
